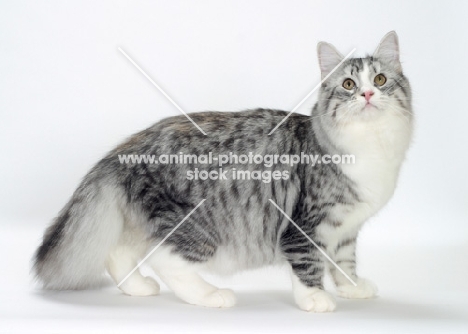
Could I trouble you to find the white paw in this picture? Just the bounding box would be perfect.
[296,288,337,313]
[193,288,237,308]
[120,276,160,297]
[337,278,377,299]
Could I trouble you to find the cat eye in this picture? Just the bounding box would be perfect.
[374,74,387,86]
[342,79,355,90]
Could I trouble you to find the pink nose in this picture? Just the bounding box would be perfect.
[361,90,374,102]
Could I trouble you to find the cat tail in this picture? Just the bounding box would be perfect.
[33,176,125,290]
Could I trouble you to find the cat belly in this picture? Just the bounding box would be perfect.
[205,242,280,275]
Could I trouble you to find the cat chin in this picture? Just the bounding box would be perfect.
[364,103,378,110]
[359,101,387,112]
[356,106,394,120]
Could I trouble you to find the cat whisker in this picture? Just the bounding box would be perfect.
[385,103,414,116]
[310,109,337,120]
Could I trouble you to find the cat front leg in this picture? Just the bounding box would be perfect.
[290,270,337,313]
[281,226,336,312]
[330,234,378,299]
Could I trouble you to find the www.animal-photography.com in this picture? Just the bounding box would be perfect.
[1,1,467,333]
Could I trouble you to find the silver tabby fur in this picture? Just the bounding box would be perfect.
[34,31,412,312]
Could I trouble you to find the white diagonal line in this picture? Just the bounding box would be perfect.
[118,47,207,136]
[269,199,357,286]
[117,199,206,287]
[268,48,356,135]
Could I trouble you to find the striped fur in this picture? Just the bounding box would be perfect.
[34,31,412,312]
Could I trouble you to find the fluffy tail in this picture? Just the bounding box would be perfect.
[34,179,124,290]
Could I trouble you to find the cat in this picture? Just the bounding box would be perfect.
[33,31,412,312]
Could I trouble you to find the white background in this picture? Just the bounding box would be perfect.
[1,1,467,333]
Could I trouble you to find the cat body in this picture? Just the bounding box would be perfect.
[34,31,412,312]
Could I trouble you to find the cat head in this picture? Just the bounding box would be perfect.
[315,31,412,126]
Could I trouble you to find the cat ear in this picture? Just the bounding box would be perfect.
[374,31,402,72]
[317,42,344,80]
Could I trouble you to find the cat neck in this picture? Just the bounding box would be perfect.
[313,109,413,208]
[334,111,412,165]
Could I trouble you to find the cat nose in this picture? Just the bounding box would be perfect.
[361,90,374,102]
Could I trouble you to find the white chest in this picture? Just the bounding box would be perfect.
[333,113,411,227]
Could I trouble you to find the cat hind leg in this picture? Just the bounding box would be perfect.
[107,242,160,297]
[149,247,236,308]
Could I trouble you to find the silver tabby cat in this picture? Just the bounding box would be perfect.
[34,31,412,312]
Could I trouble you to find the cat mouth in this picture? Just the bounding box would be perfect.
[363,102,378,110]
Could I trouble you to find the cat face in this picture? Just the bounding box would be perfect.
[315,32,412,124]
